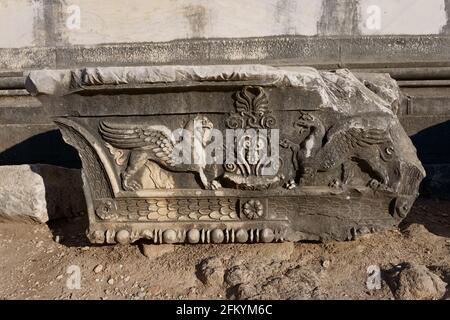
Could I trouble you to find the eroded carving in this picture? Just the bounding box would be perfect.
[281,111,400,191]
[35,65,426,244]
[242,199,264,219]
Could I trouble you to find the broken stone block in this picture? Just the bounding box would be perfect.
[0,164,85,223]
[225,265,251,287]
[394,263,447,300]
[26,64,425,243]
[197,257,225,287]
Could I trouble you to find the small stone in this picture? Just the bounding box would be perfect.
[321,260,331,269]
[197,257,224,286]
[55,236,61,243]
[93,264,103,273]
[394,263,446,300]
[107,277,114,285]
[147,285,161,295]
[235,283,257,300]
[141,244,174,259]
[225,265,251,287]
[124,276,130,282]
[81,246,90,251]
[56,275,63,280]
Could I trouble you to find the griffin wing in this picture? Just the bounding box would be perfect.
[99,121,177,165]
[324,121,388,156]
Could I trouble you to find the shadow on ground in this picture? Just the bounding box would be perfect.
[47,215,91,248]
[399,198,450,238]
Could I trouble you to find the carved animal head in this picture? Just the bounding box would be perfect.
[294,112,318,135]
[184,115,214,146]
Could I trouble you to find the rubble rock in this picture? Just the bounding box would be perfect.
[234,283,258,300]
[225,265,251,287]
[394,263,447,300]
[402,223,437,241]
[197,257,224,287]
[284,266,321,298]
[93,264,103,273]
[0,164,85,223]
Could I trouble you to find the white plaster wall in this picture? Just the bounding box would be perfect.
[360,0,447,35]
[0,0,36,48]
[63,0,322,44]
[0,0,448,48]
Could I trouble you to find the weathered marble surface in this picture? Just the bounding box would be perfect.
[26,65,425,243]
[0,164,85,223]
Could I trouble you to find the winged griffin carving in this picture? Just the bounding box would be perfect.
[99,116,221,191]
[281,112,398,189]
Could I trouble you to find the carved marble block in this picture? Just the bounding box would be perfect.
[26,65,425,244]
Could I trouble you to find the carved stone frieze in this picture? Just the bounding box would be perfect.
[26,64,425,244]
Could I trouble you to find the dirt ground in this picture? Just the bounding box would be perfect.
[0,198,448,300]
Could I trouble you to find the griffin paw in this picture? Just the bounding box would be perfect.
[122,173,142,191]
[207,180,222,190]
[123,180,142,191]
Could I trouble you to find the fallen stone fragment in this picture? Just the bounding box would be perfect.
[0,164,85,223]
[197,257,224,286]
[140,244,175,259]
[225,265,251,287]
[402,223,433,239]
[394,263,447,300]
[284,266,321,298]
[234,283,258,300]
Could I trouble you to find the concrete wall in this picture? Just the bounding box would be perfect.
[0,0,449,49]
